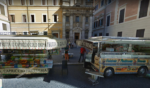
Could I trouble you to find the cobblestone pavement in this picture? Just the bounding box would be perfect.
[2,65,150,88]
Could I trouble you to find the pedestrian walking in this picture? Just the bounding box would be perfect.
[64,45,69,61]
[69,41,71,49]
[78,47,86,63]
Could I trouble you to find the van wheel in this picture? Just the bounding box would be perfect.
[138,67,147,76]
[104,67,114,78]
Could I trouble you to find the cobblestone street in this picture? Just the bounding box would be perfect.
[2,64,150,88]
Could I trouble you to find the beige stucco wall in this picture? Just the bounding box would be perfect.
[8,0,63,38]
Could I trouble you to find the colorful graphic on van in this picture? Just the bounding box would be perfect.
[105,59,117,62]
[120,59,133,63]
[116,67,138,72]
[137,59,146,63]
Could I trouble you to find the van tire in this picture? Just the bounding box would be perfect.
[104,67,114,78]
[137,67,147,76]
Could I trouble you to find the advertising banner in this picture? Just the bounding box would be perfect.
[0,39,67,50]
[76,40,93,50]
[0,68,49,74]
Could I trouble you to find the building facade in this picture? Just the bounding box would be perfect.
[61,0,94,42]
[93,0,150,37]
[7,0,62,38]
[0,0,10,33]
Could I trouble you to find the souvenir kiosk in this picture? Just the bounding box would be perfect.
[0,35,67,75]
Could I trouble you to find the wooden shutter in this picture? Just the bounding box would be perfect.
[107,16,110,26]
[53,0,56,5]
[42,0,45,5]
[0,4,5,15]
[99,33,102,36]
[101,19,103,25]
[106,33,109,36]
[119,9,125,23]
[2,23,7,30]
[30,0,33,5]
[9,15,12,22]
[9,0,12,5]
[139,0,149,18]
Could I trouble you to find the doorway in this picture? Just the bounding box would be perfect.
[74,33,80,43]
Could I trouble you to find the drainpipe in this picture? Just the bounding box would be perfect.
[103,0,107,36]
[47,0,50,36]
[6,0,11,33]
[27,0,30,34]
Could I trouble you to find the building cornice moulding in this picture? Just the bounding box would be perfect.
[8,9,59,11]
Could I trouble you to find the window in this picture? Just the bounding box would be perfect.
[54,15,57,22]
[53,0,56,5]
[44,31,47,35]
[136,29,145,37]
[43,15,47,22]
[101,0,104,6]
[53,33,59,38]
[0,4,5,15]
[106,33,109,36]
[108,0,111,4]
[107,15,110,26]
[95,5,98,11]
[66,31,69,38]
[24,32,27,35]
[12,32,16,35]
[99,33,102,36]
[119,9,125,23]
[139,0,149,18]
[76,16,79,22]
[100,19,103,26]
[21,0,25,5]
[10,15,15,22]
[9,0,12,5]
[117,32,122,37]
[95,21,98,27]
[42,0,46,5]
[66,16,69,22]
[85,17,88,22]
[85,30,89,39]
[30,0,33,5]
[2,23,7,30]
[22,15,26,22]
[94,34,97,36]
[31,15,35,22]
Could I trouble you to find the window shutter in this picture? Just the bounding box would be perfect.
[139,0,149,18]
[13,15,15,22]
[107,16,110,26]
[119,9,125,23]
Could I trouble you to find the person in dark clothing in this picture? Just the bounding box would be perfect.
[78,47,86,63]
[64,45,69,61]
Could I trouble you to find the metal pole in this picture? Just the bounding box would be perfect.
[47,0,50,35]
[103,0,107,36]
[27,0,30,35]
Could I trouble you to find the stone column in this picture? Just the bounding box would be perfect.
[63,14,66,38]
[82,16,85,39]
[70,15,73,42]
[88,15,93,38]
